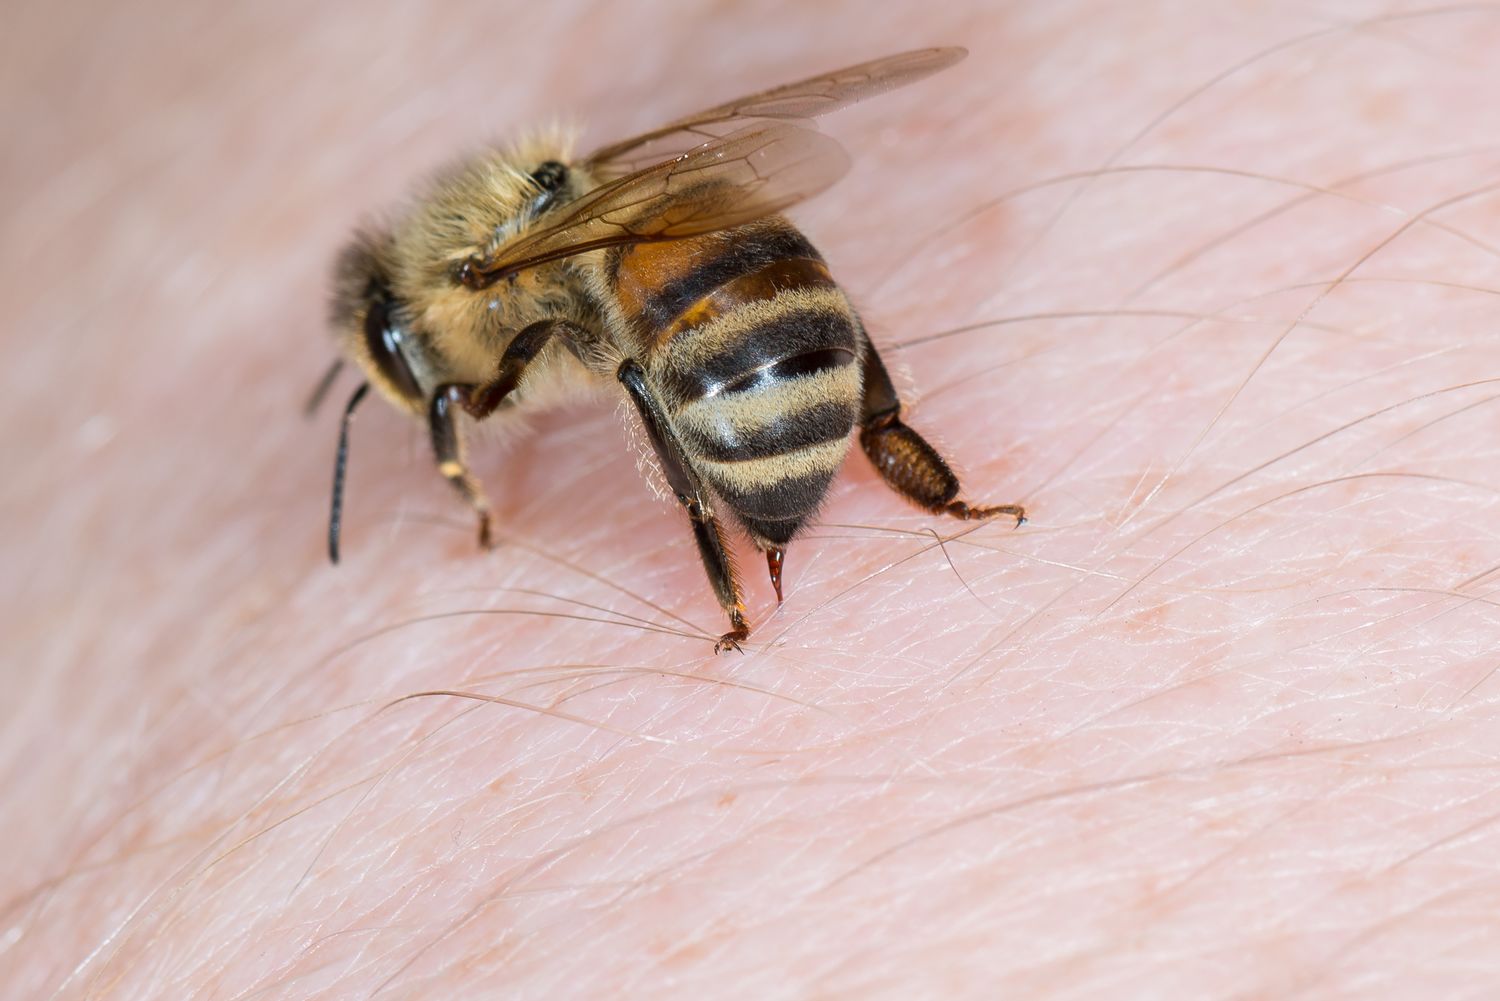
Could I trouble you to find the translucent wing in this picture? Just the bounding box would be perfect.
[459,122,850,289]
[587,46,967,176]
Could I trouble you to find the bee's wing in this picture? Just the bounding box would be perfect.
[586,46,966,176]
[460,122,851,287]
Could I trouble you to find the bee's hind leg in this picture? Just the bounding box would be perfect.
[857,333,1026,525]
[618,359,749,654]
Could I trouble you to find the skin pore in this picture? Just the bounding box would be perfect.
[7,1,1500,997]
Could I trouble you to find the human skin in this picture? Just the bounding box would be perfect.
[7,1,1500,998]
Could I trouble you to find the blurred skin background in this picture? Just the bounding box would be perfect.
[7,2,1500,998]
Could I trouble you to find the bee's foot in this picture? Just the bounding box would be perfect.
[714,613,749,655]
[945,501,1026,526]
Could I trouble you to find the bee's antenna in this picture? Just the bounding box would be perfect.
[304,358,346,417]
[328,382,370,564]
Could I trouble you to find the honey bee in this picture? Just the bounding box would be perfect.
[318,47,1025,652]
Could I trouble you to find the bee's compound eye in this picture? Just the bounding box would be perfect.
[530,161,568,192]
[363,298,424,403]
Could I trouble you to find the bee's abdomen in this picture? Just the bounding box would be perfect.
[614,224,829,342]
[628,225,864,546]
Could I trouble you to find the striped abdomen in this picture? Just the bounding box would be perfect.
[611,221,863,547]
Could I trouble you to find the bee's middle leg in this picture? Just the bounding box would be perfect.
[463,318,589,420]
[618,360,749,654]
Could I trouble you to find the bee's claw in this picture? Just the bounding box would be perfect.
[715,610,749,654]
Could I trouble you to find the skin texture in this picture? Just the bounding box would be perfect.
[7,1,1500,997]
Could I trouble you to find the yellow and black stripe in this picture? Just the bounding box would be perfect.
[609,220,863,547]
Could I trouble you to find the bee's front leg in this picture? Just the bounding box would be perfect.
[427,318,594,550]
[429,386,494,550]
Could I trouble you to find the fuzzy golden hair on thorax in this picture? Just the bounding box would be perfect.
[390,124,582,313]
[368,124,603,381]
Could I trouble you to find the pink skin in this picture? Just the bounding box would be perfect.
[7,2,1500,998]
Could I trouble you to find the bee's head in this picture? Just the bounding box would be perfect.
[319,227,445,565]
[329,228,436,417]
